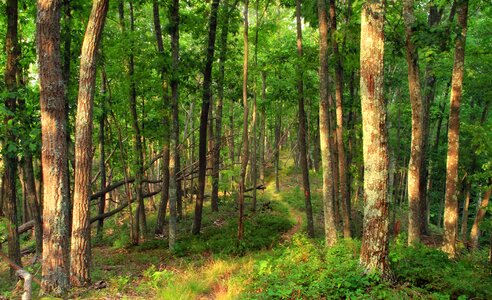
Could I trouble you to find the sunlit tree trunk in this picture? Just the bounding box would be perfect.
[193,0,220,234]
[70,0,108,286]
[442,0,468,258]
[359,0,390,277]
[318,0,337,246]
[37,0,70,295]
[470,187,491,250]
[238,0,250,241]
[403,0,424,245]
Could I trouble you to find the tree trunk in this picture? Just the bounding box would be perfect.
[442,0,468,258]
[259,72,267,184]
[37,0,70,295]
[96,69,107,237]
[238,0,249,242]
[4,0,21,280]
[70,0,108,286]
[193,0,220,234]
[461,182,471,244]
[295,0,314,238]
[274,109,281,192]
[318,0,337,246]
[153,0,171,235]
[359,0,390,277]
[470,187,491,250]
[329,0,350,239]
[403,0,424,245]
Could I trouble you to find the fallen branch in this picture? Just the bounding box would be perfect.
[16,269,32,300]
[0,251,41,287]
[245,184,266,193]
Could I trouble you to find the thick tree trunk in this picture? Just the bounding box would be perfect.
[4,0,21,280]
[359,0,390,277]
[296,0,315,238]
[193,0,220,234]
[37,0,71,295]
[470,188,491,250]
[442,0,468,258]
[318,0,337,246]
[403,0,424,245]
[153,0,171,235]
[70,0,108,286]
[238,0,249,241]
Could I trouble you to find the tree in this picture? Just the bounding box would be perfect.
[193,0,221,235]
[442,0,469,258]
[318,0,337,246]
[37,0,71,295]
[70,0,108,286]
[470,187,491,249]
[238,0,249,242]
[359,0,390,277]
[296,0,315,238]
[403,0,424,245]
[3,0,21,280]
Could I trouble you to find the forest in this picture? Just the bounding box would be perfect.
[0,0,491,298]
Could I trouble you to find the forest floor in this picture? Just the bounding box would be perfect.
[2,153,492,299]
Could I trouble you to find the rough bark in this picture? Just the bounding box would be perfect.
[4,0,22,280]
[403,0,424,245]
[470,188,491,250]
[329,0,351,239]
[70,0,108,286]
[442,0,468,258]
[318,0,337,246]
[153,0,171,235]
[238,0,249,241]
[296,0,315,238]
[359,0,390,277]
[37,0,70,295]
[193,0,220,234]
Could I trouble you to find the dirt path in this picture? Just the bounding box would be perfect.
[282,207,302,243]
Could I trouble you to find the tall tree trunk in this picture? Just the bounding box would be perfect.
[37,0,70,295]
[259,71,267,184]
[70,0,108,286]
[238,0,249,242]
[4,0,21,280]
[96,69,108,237]
[329,0,351,239]
[318,0,337,246]
[403,0,424,245]
[359,0,390,277]
[193,0,220,234]
[250,0,260,212]
[153,0,171,235]
[169,0,180,243]
[296,0,314,238]
[127,1,147,244]
[470,187,491,250]
[274,108,281,192]
[461,182,471,244]
[212,0,234,210]
[442,0,468,258]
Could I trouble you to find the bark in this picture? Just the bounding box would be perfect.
[470,188,491,249]
[169,0,182,225]
[70,0,108,286]
[359,0,390,277]
[460,182,470,244]
[153,0,171,235]
[21,155,42,258]
[442,0,468,258]
[37,0,70,295]
[212,0,234,211]
[296,0,315,238]
[274,110,281,192]
[403,0,424,245]
[96,69,108,237]
[4,0,21,280]
[318,0,337,246]
[193,0,220,234]
[238,0,249,241]
[329,0,351,239]
[259,72,267,184]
